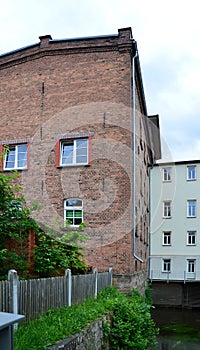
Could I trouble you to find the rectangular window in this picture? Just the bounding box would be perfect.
[187,200,196,217]
[4,144,28,170]
[187,231,196,245]
[163,201,172,218]
[60,139,88,166]
[187,259,195,273]
[162,259,171,272]
[163,167,171,181]
[187,166,196,181]
[64,198,83,226]
[163,231,171,245]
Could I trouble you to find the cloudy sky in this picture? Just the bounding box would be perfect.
[1,0,200,162]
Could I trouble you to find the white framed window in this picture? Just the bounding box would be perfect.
[162,259,171,272]
[4,144,28,170]
[187,259,196,273]
[163,167,171,181]
[60,139,88,166]
[187,166,196,181]
[64,198,83,226]
[187,231,196,245]
[163,201,172,218]
[163,231,171,245]
[187,200,196,217]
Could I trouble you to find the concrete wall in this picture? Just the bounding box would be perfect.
[152,281,200,308]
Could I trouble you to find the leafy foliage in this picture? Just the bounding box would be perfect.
[103,287,159,350]
[0,172,37,278]
[0,171,87,279]
[33,230,87,277]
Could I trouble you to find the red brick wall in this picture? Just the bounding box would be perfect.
[0,29,151,275]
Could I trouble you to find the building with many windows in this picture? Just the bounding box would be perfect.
[0,28,161,290]
[150,160,200,283]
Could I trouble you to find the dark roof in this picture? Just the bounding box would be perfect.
[154,160,200,166]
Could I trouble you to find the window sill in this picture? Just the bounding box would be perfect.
[57,164,91,169]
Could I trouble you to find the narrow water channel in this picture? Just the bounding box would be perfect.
[152,307,200,349]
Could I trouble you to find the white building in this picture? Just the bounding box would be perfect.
[150,160,200,282]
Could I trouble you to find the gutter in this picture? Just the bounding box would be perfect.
[131,40,143,264]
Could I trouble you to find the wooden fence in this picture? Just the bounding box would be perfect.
[0,268,112,321]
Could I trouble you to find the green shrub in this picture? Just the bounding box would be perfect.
[107,288,158,350]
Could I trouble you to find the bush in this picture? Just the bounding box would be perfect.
[105,288,158,350]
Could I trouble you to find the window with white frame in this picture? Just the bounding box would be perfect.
[163,167,171,181]
[162,259,171,272]
[60,139,88,166]
[64,198,83,226]
[187,231,196,245]
[187,166,196,181]
[163,231,171,245]
[187,200,196,217]
[4,144,28,170]
[163,201,172,218]
[187,259,196,273]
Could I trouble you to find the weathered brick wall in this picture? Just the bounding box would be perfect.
[0,28,151,278]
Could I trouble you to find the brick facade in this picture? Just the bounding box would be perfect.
[0,28,160,278]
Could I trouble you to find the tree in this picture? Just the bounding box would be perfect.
[0,171,87,279]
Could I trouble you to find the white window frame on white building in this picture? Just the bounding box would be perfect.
[187,231,196,245]
[163,167,171,182]
[187,165,196,181]
[162,258,171,273]
[187,200,196,217]
[64,198,83,227]
[163,201,172,218]
[187,259,196,273]
[162,231,171,245]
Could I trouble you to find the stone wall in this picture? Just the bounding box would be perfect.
[46,314,110,350]
[113,269,148,294]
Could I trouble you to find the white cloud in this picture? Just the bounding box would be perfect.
[0,0,200,161]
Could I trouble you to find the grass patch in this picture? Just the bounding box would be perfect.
[14,287,119,350]
[14,286,158,350]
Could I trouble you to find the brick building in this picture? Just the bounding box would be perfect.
[0,28,161,289]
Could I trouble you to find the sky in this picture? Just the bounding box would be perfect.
[0,0,200,162]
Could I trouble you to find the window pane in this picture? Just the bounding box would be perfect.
[74,218,82,225]
[74,210,82,218]
[66,210,73,218]
[66,199,82,207]
[5,147,15,168]
[17,144,27,168]
[62,143,73,164]
[163,168,171,181]
[188,231,196,244]
[187,166,196,180]
[76,139,87,148]
[76,139,88,164]
[188,200,196,217]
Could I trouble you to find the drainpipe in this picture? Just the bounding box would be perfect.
[131,40,143,264]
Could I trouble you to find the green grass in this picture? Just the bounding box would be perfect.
[14,287,120,350]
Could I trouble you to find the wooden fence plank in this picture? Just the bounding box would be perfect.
[0,269,112,321]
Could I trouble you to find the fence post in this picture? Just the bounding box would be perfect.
[109,267,113,286]
[8,269,18,315]
[65,269,72,307]
[93,268,98,298]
